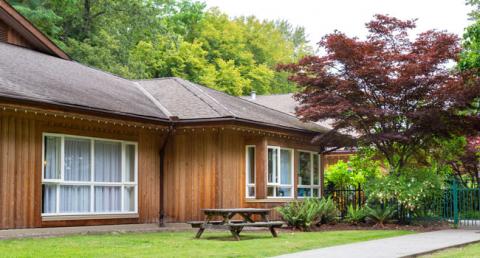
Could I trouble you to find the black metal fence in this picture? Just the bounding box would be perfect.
[324,187,365,217]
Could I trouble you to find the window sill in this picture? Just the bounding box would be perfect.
[42,213,139,221]
[245,198,295,203]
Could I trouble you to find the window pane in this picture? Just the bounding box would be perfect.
[246,147,255,184]
[313,154,320,185]
[313,188,320,197]
[95,186,121,212]
[297,187,311,197]
[44,136,61,179]
[42,184,57,213]
[64,137,91,181]
[60,185,90,213]
[247,186,255,198]
[299,152,311,185]
[267,186,275,197]
[277,187,292,197]
[280,149,292,185]
[124,187,135,212]
[95,141,121,182]
[125,144,135,182]
[267,148,278,183]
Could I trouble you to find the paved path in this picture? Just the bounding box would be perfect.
[276,230,480,258]
[0,223,192,240]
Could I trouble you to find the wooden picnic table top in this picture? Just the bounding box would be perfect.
[201,208,270,214]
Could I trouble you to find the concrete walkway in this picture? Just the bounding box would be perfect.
[0,223,192,240]
[276,230,480,258]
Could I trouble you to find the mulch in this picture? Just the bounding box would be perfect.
[279,221,451,233]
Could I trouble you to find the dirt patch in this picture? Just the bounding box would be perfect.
[279,221,451,233]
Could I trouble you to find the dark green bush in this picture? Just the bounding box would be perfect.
[344,205,366,225]
[276,197,339,231]
[365,205,396,227]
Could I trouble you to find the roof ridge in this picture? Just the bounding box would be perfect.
[173,78,236,118]
[133,81,174,118]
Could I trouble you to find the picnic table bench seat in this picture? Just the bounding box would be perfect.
[188,208,284,241]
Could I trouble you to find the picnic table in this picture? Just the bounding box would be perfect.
[187,208,284,240]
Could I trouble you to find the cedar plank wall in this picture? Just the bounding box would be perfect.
[0,20,30,48]
[162,128,321,222]
[0,106,165,229]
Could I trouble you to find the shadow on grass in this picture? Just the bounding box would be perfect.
[198,234,274,242]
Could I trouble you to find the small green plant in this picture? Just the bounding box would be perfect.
[317,197,339,225]
[276,197,339,231]
[344,205,366,225]
[365,205,396,227]
[276,198,322,231]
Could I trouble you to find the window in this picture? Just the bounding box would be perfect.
[267,146,293,198]
[297,151,321,198]
[245,146,256,198]
[42,133,137,216]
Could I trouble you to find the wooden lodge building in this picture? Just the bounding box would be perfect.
[0,0,341,229]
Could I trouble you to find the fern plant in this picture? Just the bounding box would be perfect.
[365,205,396,227]
[317,197,339,225]
[276,198,321,231]
[345,205,366,225]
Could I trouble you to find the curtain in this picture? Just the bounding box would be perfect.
[125,144,135,182]
[59,185,90,213]
[246,147,255,184]
[42,184,56,213]
[124,187,135,212]
[64,137,91,181]
[95,141,121,182]
[280,149,292,185]
[95,186,121,212]
[44,136,61,179]
[268,148,278,183]
[299,152,311,185]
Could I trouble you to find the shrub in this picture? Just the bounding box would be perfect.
[344,205,366,225]
[317,197,339,225]
[325,148,382,189]
[276,197,339,231]
[365,205,396,227]
[276,198,321,231]
[365,166,445,215]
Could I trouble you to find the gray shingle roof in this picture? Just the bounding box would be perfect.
[241,93,335,130]
[0,42,168,120]
[136,78,330,132]
[0,42,329,133]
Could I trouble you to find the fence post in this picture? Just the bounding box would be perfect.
[453,180,459,228]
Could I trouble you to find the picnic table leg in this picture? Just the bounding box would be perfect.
[269,226,278,237]
[196,214,212,239]
[195,227,205,239]
[230,227,241,241]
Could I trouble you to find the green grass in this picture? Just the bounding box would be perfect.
[0,230,413,258]
[423,242,480,258]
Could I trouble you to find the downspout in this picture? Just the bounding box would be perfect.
[158,120,177,226]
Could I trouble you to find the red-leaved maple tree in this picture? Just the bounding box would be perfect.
[280,15,480,173]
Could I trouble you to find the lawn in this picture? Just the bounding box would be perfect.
[423,242,480,258]
[0,230,412,258]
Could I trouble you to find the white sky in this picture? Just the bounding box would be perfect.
[203,0,474,48]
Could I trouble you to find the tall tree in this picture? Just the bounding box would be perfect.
[280,15,480,173]
[9,0,309,96]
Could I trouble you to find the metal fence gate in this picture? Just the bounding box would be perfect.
[433,181,480,228]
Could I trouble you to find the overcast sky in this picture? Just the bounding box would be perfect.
[203,0,474,48]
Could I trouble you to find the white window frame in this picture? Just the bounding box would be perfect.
[297,150,321,198]
[245,145,256,198]
[267,146,294,198]
[41,133,138,217]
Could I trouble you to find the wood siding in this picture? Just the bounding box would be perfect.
[162,128,321,222]
[0,105,166,229]
[0,20,30,48]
